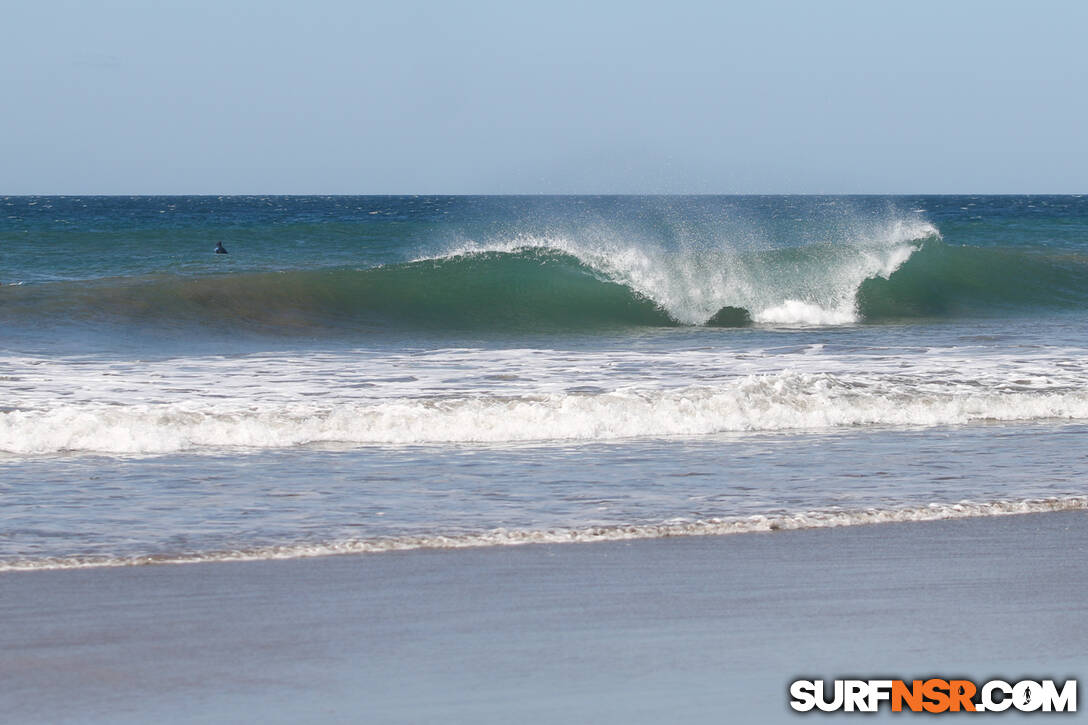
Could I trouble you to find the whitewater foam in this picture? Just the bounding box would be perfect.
[4,370,1088,454]
[428,217,939,326]
[3,497,1082,572]
[753,300,857,326]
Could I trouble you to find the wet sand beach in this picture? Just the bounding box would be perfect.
[2,510,1085,723]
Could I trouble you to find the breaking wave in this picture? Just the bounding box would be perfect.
[3,217,1087,331]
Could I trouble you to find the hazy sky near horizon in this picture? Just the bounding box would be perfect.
[4,0,1087,194]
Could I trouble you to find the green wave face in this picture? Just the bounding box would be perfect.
[857,242,1088,320]
[0,249,676,333]
[345,250,676,329]
[4,237,1086,334]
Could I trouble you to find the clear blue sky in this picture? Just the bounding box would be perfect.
[4,0,1087,194]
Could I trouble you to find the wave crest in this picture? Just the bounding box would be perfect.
[434,218,938,326]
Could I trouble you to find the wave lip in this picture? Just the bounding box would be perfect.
[4,371,1088,454]
[432,218,939,327]
[3,497,1084,572]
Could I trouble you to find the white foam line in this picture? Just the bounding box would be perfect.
[3,497,1084,573]
[5,373,1088,454]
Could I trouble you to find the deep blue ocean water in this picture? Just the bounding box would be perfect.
[2,195,1087,568]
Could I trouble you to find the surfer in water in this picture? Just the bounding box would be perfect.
[214,241,228,254]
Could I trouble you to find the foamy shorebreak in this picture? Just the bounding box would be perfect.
[3,496,1083,571]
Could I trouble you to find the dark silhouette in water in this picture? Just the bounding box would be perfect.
[705,305,752,327]
[215,241,228,254]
